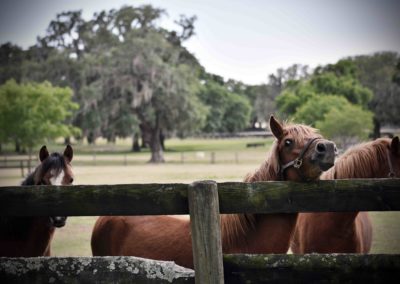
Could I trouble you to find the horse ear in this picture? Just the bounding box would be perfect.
[269,115,284,140]
[39,145,49,162]
[64,145,73,162]
[391,136,400,156]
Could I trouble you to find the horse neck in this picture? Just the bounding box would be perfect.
[27,217,56,254]
[318,144,387,231]
[323,142,390,180]
[0,167,55,256]
[0,216,55,256]
[221,157,297,253]
[21,165,41,186]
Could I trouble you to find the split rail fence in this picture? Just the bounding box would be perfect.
[0,178,400,283]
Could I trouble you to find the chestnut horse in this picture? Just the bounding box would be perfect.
[291,137,400,254]
[0,145,74,257]
[91,116,336,268]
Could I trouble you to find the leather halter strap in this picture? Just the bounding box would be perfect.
[279,137,320,181]
[386,148,396,178]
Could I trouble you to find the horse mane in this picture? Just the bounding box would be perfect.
[221,122,321,249]
[322,138,391,180]
[22,152,66,186]
[0,152,66,240]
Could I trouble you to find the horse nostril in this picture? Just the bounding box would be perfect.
[316,143,326,153]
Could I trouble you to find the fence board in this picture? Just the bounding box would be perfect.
[189,181,224,283]
[1,254,399,284]
[0,256,194,284]
[0,179,399,216]
[223,254,400,283]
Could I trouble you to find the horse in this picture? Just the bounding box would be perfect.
[291,136,400,254]
[91,116,336,268]
[0,145,74,257]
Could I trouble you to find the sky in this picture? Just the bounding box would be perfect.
[1,0,400,85]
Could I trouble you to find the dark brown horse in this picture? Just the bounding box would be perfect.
[0,145,74,257]
[291,137,400,253]
[91,116,336,268]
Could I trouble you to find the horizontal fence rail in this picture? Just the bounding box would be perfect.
[223,254,400,284]
[0,256,195,284]
[1,254,400,284]
[0,179,399,216]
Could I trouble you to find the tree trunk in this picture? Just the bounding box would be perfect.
[141,131,149,148]
[149,128,165,163]
[28,147,32,174]
[87,132,95,144]
[373,117,381,139]
[15,141,21,153]
[132,133,141,152]
[160,130,165,151]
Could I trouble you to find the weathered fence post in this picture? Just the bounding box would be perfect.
[188,180,224,284]
[211,152,216,164]
[20,160,24,177]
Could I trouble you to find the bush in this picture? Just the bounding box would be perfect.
[316,104,373,148]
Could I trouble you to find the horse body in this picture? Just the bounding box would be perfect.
[91,116,336,268]
[0,145,74,257]
[292,137,400,254]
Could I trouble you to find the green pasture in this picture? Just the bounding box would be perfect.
[0,137,399,256]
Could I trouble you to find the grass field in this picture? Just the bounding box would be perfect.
[1,137,399,256]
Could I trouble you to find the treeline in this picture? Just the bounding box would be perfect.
[0,5,399,161]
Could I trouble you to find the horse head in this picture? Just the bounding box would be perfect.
[35,145,74,228]
[269,115,337,181]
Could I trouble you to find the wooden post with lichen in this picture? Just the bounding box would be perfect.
[188,181,224,284]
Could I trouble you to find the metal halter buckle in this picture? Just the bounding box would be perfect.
[293,158,303,169]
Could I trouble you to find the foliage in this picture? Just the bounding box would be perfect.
[0,43,25,84]
[316,104,373,148]
[277,69,372,118]
[198,81,251,133]
[0,80,80,151]
[293,95,349,126]
[348,52,400,137]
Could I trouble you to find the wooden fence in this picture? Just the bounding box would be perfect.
[1,179,400,283]
[0,158,35,177]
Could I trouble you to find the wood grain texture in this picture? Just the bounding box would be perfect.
[189,181,224,284]
[0,179,399,216]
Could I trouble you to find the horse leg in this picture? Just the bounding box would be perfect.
[356,212,373,253]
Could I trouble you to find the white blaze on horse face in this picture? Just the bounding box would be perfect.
[50,170,65,185]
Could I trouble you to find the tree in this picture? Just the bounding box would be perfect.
[0,43,25,84]
[349,52,400,138]
[0,80,80,155]
[30,5,206,162]
[197,80,251,133]
[276,66,372,117]
[293,95,349,126]
[316,104,373,148]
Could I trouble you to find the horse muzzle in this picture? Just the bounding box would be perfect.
[311,140,337,171]
[50,216,67,228]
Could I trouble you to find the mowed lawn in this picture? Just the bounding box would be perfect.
[0,137,399,256]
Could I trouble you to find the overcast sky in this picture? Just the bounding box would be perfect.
[1,0,399,85]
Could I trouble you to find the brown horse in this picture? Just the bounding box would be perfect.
[291,137,400,254]
[0,145,74,257]
[91,116,336,268]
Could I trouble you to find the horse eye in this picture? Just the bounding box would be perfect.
[284,139,293,147]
